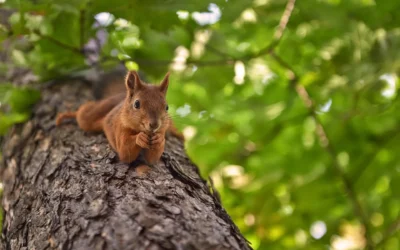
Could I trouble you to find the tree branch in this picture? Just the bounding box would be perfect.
[376,215,400,248]
[131,0,298,67]
[33,30,84,56]
[1,81,252,250]
[204,44,235,60]
[274,0,296,40]
[199,0,297,62]
[351,128,400,184]
[101,56,234,68]
[83,0,297,68]
[247,0,297,59]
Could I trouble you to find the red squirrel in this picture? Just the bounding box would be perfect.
[56,70,183,164]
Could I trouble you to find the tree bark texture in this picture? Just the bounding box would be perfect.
[0,80,251,250]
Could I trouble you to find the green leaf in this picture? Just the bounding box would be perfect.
[0,112,29,135]
[5,87,41,113]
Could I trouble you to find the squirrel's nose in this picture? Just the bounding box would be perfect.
[149,121,159,130]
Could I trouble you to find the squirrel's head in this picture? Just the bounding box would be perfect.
[123,70,170,133]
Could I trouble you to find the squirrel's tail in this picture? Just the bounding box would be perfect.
[55,112,77,126]
[56,101,110,132]
[167,121,185,141]
[92,64,148,100]
[93,65,126,100]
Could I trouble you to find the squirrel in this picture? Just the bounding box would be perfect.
[56,70,183,164]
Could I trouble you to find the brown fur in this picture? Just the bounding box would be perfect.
[135,164,152,176]
[56,70,184,164]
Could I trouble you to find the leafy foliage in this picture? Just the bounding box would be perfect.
[0,84,40,134]
[1,0,400,249]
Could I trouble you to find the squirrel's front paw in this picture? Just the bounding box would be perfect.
[149,133,165,150]
[136,132,150,149]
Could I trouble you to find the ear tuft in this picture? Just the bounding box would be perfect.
[125,71,142,92]
[159,72,170,94]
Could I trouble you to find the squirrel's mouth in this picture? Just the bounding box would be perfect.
[145,127,160,133]
[144,125,161,133]
[140,124,156,133]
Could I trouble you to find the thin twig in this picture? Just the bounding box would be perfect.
[187,58,234,66]
[270,52,374,250]
[274,0,296,40]
[376,215,400,248]
[204,44,235,59]
[29,0,294,71]
[92,0,297,68]
[28,0,295,69]
[351,128,400,183]
[248,0,297,59]
[157,0,296,65]
[33,30,83,56]
[152,0,297,65]
[101,56,233,67]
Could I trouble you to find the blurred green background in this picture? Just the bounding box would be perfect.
[1,0,400,249]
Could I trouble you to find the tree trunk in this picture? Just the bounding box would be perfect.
[0,80,251,250]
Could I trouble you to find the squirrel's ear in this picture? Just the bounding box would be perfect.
[159,72,170,94]
[125,71,143,92]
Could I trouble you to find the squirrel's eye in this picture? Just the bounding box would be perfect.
[134,100,140,109]
[166,104,169,111]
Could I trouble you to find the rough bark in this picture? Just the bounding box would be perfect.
[0,80,251,250]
